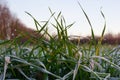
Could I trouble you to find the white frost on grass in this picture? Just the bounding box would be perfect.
[2,56,11,80]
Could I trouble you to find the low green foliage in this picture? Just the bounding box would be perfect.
[0,3,120,80]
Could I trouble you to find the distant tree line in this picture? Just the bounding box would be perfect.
[0,2,42,43]
[103,33,120,45]
[70,33,120,45]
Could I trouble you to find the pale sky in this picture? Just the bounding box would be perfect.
[6,0,120,36]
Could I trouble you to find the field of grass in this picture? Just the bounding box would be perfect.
[0,4,120,80]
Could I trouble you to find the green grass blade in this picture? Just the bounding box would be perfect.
[100,9,106,38]
[78,2,95,41]
[25,12,41,30]
[57,12,61,19]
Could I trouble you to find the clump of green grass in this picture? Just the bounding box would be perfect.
[0,2,120,80]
